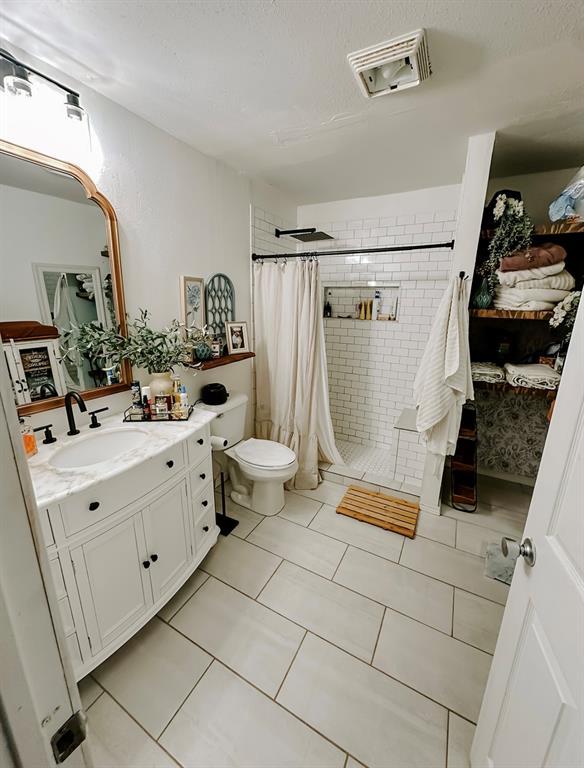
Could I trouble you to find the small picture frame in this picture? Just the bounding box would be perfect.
[225,321,250,354]
[180,276,205,329]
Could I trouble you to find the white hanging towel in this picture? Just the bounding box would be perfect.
[414,276,473,455]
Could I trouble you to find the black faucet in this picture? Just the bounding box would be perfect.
[64,391,87,436]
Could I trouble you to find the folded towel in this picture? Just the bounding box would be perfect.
[497,262,572,288]
[471,362,505,383]
[500,243,567,273]
[493,300,556,310]
[504,363,561,390]
[494,287,570,309]
[510,270,575,291]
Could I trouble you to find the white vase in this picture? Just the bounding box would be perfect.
[149,372,173,398]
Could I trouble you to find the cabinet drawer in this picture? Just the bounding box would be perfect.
[192,480,214,524]
[60,443,186,537]
[187,426,210,466]
[189,455,213,499]
[193,505,216,552]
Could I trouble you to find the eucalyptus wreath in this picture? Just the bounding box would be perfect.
[481,194,534,291]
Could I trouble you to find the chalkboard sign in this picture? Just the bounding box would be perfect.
[20,346,58,401]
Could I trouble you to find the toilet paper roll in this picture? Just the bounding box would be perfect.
[210,435,228,450]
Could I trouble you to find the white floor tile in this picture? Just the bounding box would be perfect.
[290,480,346,507]
[93,618,211,738]
[214,492,264,538]
[417,511,457,546]
[171,577,304,696]
[334,546,453,634]
[456,520,508,557]
[309,504,403,563]
[442,504,526,540]
[87,691,177,768]
[160,662,344,768]
[453,590,504,655]
[373,609,492,722]
[78,675,102,710]
[201,532,281,597]
[258,561,383,661]
[248,516,347,578]
[447,713,475,768]
[477,475,531,513]
[400,537,509,605]
[278,491,323,526]
[278,633,447,768]
[157,569,208,622]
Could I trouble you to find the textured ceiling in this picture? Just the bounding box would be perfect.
[1,0,583,203]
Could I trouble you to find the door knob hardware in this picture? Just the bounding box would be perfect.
[150,554,158,562]
[202,525,209,532]
[202,499,208,507]
[88,501,100,512]
[501,536,536,567]
[197,438,204,445]
[142,560,151,569]
[166,460,174,468]
[200,473,206,480]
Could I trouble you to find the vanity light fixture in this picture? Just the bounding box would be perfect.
[0,47,85,120]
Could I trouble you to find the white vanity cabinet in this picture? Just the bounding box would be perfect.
[39,421,219,680]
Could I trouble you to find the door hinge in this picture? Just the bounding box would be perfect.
[50,710,86,763]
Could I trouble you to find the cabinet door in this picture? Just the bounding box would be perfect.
[72,514,152,651]
[142,479,192,603]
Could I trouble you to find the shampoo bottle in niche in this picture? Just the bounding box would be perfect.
[372,290,380,321]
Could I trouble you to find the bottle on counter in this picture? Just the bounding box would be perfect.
[20,416,38,458]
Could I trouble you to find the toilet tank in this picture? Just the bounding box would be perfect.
[200,392,248,448]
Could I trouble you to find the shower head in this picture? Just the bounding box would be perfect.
[274,227,334,242]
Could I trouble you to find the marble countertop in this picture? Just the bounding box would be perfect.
[28,409,216,508]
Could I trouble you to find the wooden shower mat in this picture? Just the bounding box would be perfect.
[336,485,419,538]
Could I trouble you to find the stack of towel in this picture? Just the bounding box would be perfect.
[471,362,505,383]
[494,243,575,310]
[504,363,561,390]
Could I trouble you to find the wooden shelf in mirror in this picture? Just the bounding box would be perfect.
[188,352,255,371]
[470,309,553,320]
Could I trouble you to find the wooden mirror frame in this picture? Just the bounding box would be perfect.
[0,139,131,415]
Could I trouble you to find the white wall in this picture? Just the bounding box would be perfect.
[298,184,460,490]
[0,42,265,435]
[487,167,579,225]
[0,185,105,321]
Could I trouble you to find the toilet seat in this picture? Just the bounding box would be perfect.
[234,438,296,470]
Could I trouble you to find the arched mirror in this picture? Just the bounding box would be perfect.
[0,140,131,414]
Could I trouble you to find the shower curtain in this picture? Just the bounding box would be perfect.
[253,258,342,489]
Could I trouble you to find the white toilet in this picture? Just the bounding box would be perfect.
[200,393,298,516]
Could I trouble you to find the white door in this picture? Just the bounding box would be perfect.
[472,303,584,767]
[72,514,152,651]
[142,479,192,602]
[0,345,91,766]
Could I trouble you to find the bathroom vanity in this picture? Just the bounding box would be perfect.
[27,410,219,680]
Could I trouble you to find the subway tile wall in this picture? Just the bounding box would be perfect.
[313,209,457,488]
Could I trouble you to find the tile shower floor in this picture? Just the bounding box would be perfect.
[80,476,531,768]
[335,438,396,476]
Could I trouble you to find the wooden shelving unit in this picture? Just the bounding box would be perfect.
[470,308,553,320]
[187,351,255,371]
[473,379,556,399]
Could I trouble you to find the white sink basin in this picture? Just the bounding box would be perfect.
[50,428,149,469]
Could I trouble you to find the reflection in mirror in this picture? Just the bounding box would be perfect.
[0,148,126,410]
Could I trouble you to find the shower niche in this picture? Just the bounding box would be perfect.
[323,283,400,321]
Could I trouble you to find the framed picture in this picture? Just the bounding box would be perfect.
[180,276,205,329]
[225,321,250,354]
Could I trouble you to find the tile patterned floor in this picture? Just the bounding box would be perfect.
[82,475,529,768]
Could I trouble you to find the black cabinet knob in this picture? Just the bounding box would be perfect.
[200,473,206,480]
[88,501,100,511]
[197,438,204,445]
[150,554,158,562]
[142,560,150,569]
[202,499,208,507]
[202,525,209,532]
[166,460,174,468]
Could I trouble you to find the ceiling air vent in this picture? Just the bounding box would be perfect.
[347,29,431,98]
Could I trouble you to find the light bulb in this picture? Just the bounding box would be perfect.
[4,65,32,97]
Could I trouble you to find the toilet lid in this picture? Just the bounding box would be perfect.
[234,439,296,469]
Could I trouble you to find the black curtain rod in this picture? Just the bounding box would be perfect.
[251,239,454,261]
